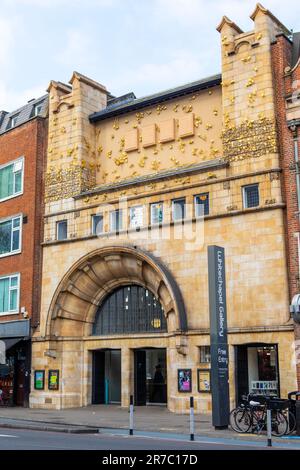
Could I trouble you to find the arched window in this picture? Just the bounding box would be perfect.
[93,285,167,335]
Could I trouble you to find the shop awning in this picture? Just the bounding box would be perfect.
[1,338,23,350]
[0,319,30,339]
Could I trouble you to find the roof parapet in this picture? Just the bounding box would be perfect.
[250,3,291,35]
[216,15,243,34]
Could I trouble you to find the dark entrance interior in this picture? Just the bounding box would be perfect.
[0,340,30,407]
[235,343,279,404]
[134,348,167,406]
[92,349,121,404]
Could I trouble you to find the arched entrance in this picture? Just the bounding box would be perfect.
[46,245,187,338]
[92,285,168,405]
[42,246,187,409]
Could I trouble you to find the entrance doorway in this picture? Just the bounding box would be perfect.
[92,349,121,404]
[134,348,167,406]
[235,344,279,404]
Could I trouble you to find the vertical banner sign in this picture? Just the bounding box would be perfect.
[208,246,230,429]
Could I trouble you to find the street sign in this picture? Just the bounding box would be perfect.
[208,246,230,429]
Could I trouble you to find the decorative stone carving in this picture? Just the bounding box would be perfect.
[222,118,278,162]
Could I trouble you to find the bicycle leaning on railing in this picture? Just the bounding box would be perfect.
[229,394,296,437]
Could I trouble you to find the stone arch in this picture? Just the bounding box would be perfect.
[46,245,187,338]
[234,39,252,54]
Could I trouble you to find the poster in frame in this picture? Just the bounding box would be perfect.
[34,370,45,390]
[48,370,60,391]
[178,369,192,393]
[197,368,211,393]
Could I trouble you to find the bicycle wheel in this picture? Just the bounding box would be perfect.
[271,411,288,437]
[229,409,240,432]
[229,408,251,433]
[285,411,296,435]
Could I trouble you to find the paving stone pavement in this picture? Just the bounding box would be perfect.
[0,405,297,443]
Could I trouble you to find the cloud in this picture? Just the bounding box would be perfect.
[111,49,218,98]
[55,29,94,68]
[153,0,298,29]
[0,82,47,112]
[0,16,16,70]
[2,0,117,6]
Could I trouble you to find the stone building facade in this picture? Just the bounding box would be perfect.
[30,4,297,412]
[0,96,48,406]
[271,26,300,389]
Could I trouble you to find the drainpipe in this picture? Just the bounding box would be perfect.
[292,128,300,215]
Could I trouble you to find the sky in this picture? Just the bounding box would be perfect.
[1,0,300,111]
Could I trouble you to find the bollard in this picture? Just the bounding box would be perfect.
[129,395,134,436]
[266,407,272,447]
[190,396,195,441]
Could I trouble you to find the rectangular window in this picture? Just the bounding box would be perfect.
[92,214,103,235]
[0,274,20,315]
[6,114,19,131]
[172,198,185,221]
[56,220,68,240]
[199,346,211,364]
[34,103,43,116]
[195,193,209,217]
[0,216,22,257]
[110,210,123,232]
[129,206,143,228]
[243,184,259,209]
[0,159,24,201]
[150,202,163,225]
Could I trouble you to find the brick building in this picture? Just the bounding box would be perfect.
[271,27,300,389]
[30,4,298,412]
[0,96,48,406]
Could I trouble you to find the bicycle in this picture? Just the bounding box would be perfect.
[230,395,290,437]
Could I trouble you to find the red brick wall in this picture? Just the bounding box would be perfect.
[272,35,300,388]
[0,117,48,327]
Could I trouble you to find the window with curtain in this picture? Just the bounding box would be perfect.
[0,159,23,201]
[0,216,22,256]
[0,274,20,315]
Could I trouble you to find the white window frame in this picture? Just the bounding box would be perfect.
[11,115,18,128]
[34,103,43,116]
[0,157,24,203]
[243,184,260,209]
[194,193,210,218]
[56,220,68,241]
[110,209,123,232]
[172,198,186,222]
[91,214,104,235]
[0,214,22,259]
[0,273,20,316]
[150,202,164,225]
[129,205,144,229]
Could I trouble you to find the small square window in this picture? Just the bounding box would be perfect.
[199,346,211,364]
[243,184,259,209]
[195,193,209,217]
[172,198,185,221]
[7,115,19,130]
[57,220,68,240]
[34,103,43,116]
[92,215,103,235]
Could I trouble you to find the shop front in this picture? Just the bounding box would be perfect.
[235,343,280,404]
[0,320,31,407]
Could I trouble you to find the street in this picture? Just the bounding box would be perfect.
[0,427,298,450]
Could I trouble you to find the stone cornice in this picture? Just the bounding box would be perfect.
[74,159,228,200]
[32,323,293,342]
[45,168,282,219]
